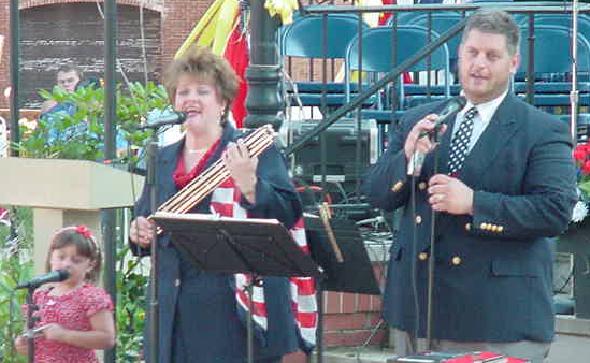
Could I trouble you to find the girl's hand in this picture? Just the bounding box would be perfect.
[41,323,67,342]
[14,335,27,355]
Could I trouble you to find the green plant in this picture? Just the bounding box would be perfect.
[15,81,169,161]
[572,142,590,224]
[116,242,148,362]
[0,207,33,363]
[6,81,170,361]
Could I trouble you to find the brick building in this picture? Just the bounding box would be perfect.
[0,0,214,110]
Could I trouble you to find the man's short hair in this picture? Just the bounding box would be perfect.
[57,62,83,78]
[462,9,520,56]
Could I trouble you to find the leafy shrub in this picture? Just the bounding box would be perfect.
[1,81,170,362]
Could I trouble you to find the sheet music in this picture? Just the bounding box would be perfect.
[153,211,281,225]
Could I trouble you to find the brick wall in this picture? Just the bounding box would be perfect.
[322,263,387,349]
[0,0,214,110]
[0,0,10,110]
[161,0,212,69]
[283,262,388,363]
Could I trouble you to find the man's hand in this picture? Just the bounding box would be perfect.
[404,114,448,161]
[428,174,474,215]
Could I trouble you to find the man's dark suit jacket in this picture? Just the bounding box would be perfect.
[363,94,577,342]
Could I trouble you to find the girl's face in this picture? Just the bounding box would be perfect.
[174,74,226,135]
[49,245,94,287]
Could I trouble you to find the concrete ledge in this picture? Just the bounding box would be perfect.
[323,347,396,363]
[555,315,590,336]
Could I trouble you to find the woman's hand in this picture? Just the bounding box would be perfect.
[224,140,258,203]
[129,216,155,248]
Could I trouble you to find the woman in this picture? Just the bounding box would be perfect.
[129,45,304,362]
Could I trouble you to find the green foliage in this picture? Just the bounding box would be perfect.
[15,82,169,161]
[3,82,170,361]
[0,208,33,363]
[116,246,149,362]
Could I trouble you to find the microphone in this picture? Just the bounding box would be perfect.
[15,270,70,290]
[148,111,187,127]
[418,96,467,138]
[408,97,467,176]
[137,111,187,130]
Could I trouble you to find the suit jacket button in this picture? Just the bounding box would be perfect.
[418,182,427,190]
[498,226,504,232]
[418,252,428,261]
[480,222,488,230]
[465,222,471,231]
[391,181,404,192]
[174,278,181,287]
[451,256,462,265]
[415,215,422,224]
[491,225,498,232]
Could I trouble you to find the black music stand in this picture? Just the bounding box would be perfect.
[304,215,380,295]
[304,213,381,363]
[151,212,320,363]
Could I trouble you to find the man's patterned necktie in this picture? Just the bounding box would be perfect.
[448,106,478,175]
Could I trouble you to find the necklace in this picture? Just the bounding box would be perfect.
[186,148,207,155]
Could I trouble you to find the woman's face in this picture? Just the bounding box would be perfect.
[174,74,226,134]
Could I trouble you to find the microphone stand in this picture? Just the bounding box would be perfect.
[26,286,35,363]
[426,128,443,349]
[133,118,184,362]
[571,0,580,144]
[140,125,163,363]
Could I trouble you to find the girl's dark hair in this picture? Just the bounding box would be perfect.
[45,226,102,283]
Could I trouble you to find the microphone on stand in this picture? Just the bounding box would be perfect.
[15,270,70,290]
[407,96,467,176]
[136,111,187,130]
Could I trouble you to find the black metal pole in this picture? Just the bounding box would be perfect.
[245,0,283,130]
[26,287,35,363]
[9,0,20,156]
[526,13,535,105]
[147,133,160,363]
[103,1,117,362]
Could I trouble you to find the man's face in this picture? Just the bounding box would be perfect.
[56,70,80,92]
[458,29,519,104]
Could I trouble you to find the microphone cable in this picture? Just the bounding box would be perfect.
[408,135,422,350]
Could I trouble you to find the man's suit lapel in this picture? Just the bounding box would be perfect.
[459,95,521,187]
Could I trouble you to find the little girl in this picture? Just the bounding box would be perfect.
[14,225,115,362]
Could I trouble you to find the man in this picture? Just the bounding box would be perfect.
[40,62,82,114]
[39,63,84,143]
[363,9,577,363]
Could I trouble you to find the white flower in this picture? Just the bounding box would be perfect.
[572,200,589,223]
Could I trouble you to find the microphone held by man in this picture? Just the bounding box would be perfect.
[407,96,466,176]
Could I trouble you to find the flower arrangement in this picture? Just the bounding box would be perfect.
[572,142,590,223]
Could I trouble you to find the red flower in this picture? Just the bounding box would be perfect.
[574,144,588,162]
[75,225,92,238]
